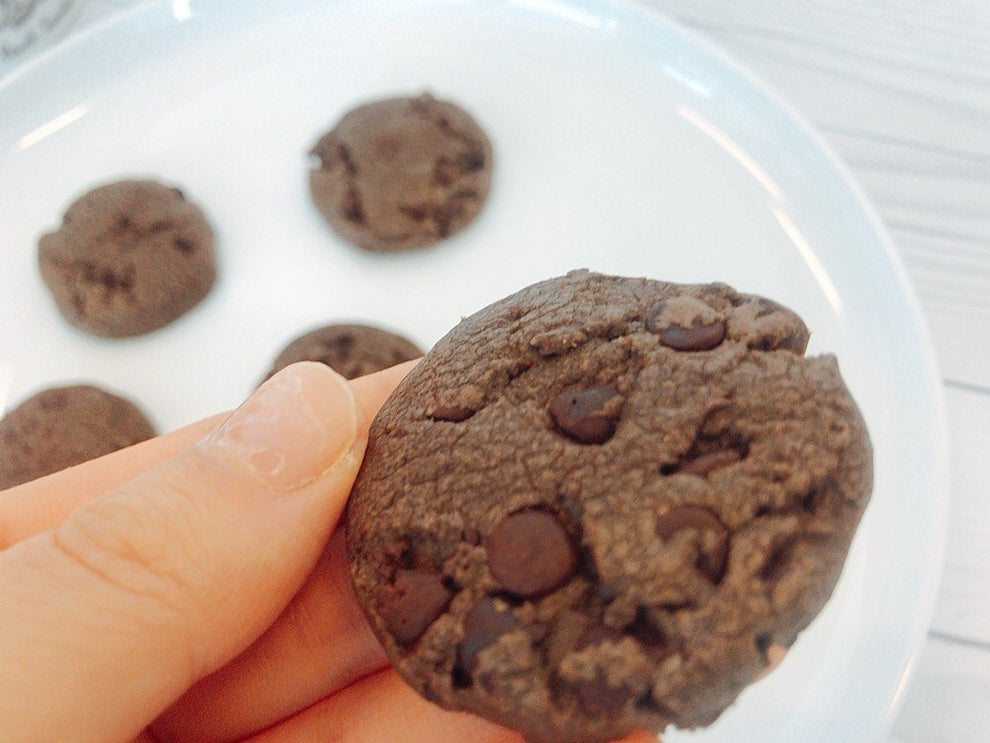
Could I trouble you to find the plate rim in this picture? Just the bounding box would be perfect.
[0,1,951,739]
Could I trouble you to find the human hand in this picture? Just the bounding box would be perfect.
[0,361,657,743]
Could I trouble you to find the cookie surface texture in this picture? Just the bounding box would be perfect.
[0,385,155,489]
[345,270,873,742]
[38,179,216,337]
[265,323,423,381]
[309,93,492,251]
[347,271,872,741]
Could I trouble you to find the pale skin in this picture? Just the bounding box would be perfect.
[0,361,660,743]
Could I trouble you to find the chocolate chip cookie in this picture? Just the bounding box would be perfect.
[308,93,492,251]
[264,323,423,381]
[0,384,155,489]
[38,179,217,337]
[345,270,873,742]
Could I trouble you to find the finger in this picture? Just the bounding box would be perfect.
[0,412,225,549]
[152,529,389,742]
[243,668,658,743]
[0,360,417,548]
[0,362,366,742]
[245,668,524,743]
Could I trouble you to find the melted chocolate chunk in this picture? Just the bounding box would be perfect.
[655,506,729,584]
[548,385,622,444]
[487,508,579,597]
[646,297,727,352]
[378,570,452,645]
[430,405,476,422]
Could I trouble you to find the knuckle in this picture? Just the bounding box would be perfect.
[52,483,210,626]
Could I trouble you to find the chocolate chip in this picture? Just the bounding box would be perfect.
[802,487,825,513]
[378,569,452,645]
[173,237,194,254]
[452,664,472,689]
[675,448,741,477]
[646,297,727,351]
[546,610,589,668]
[461,148,486,171]
[655,506,729,584]
[458,598,523,673]
[656,320,726,351]
[548,385,622,444]
[575,671,631,717]
[624,606,666,649]
[487,508,579,597]
[342,187,365,223]
[430,405,475,422]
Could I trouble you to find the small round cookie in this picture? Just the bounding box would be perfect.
[345,270,873,743]
[309,93,493,251]
[264,323,423,381]
[38,179,217,337]
[0,385,155,489]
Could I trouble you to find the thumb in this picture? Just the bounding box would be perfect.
[0,362,365,743]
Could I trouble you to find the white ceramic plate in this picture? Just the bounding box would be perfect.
[0,1,948,740]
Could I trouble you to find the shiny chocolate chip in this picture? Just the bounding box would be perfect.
[656,320,726,351]
[646,297,727,351]
[378,569,452,645]
[655,506,729,584]
[487,508,579,597]
[430,405,475,422]
[548,385,622,444]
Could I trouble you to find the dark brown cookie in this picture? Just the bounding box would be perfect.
[264,323,423,382]
[38,179,217,337]
[309,93,492,251]
[0,385,155,489]
[345,270,872,743]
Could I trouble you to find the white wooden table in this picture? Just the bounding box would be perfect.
[5,1,988,740]
[648,3,990,740]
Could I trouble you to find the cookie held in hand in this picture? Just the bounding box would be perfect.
[345,270,872,743]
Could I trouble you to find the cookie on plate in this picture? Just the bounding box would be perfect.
[38,179,217,337]
[0,384,155,489]
[308,93,492,251]
[345,270,873,743]
[264,323,423,381]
